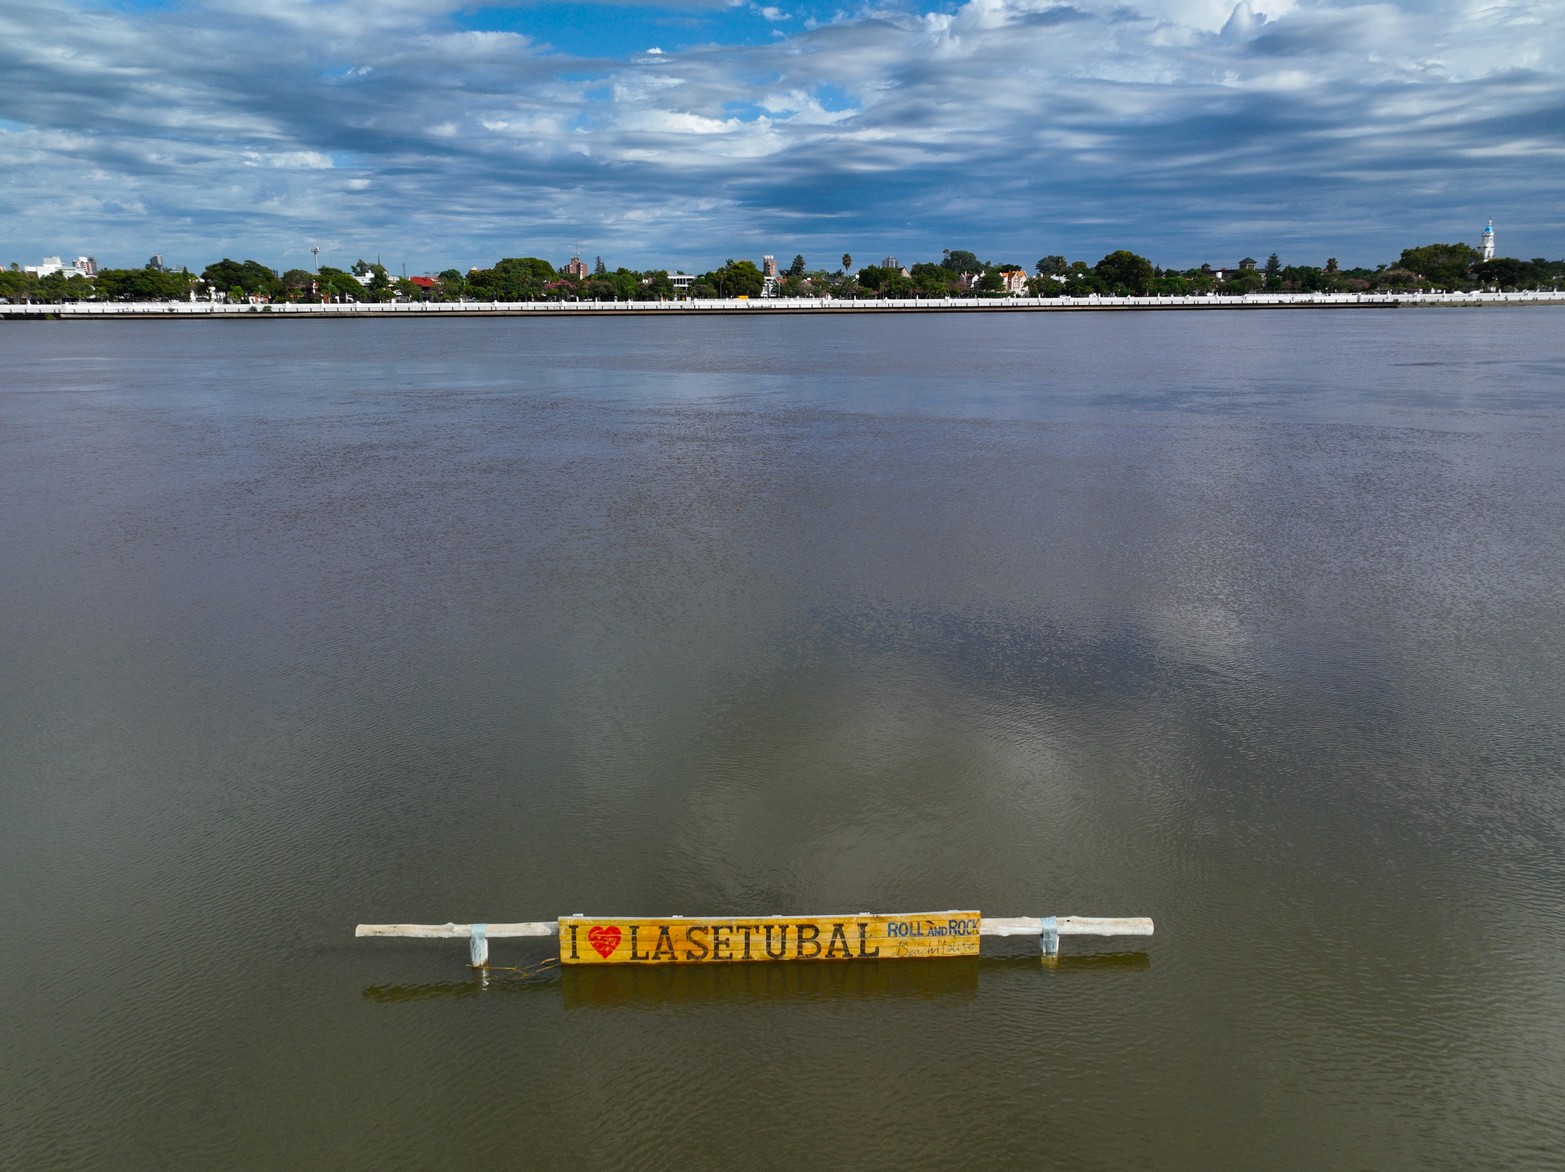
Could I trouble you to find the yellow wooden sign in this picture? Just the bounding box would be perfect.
[557,912,981,965]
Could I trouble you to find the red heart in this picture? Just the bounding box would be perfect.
[587,925,621,959]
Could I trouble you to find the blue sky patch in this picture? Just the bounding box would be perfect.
[455,3,786,58]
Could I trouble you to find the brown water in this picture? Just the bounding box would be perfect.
[2,311,1563,1169]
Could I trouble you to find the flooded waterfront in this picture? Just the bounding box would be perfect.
[3,310,1564,1168]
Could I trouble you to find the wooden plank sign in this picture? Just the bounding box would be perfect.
[557,912,982,965]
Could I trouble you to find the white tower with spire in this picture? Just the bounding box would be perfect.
[1481,219,1495,261]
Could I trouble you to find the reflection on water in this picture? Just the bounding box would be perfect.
[2,312,1564,1169]
[362,952,1149,1005]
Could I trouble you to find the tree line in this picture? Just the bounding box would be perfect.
[3,243,1562,304]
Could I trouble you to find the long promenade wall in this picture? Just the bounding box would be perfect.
[4,290,1564,320]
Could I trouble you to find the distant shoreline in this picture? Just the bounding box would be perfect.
[5,291,1564,320]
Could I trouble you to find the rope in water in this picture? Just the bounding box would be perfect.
[476,957,561,982]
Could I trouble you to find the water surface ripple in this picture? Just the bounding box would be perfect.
[2,311,1563,1169]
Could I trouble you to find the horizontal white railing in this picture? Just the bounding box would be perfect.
[5,291,1565,318]
[357,913,1154,966]
[354,915,1153,939]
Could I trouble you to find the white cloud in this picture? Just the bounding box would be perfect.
[0,0,1560,270]
[243,149,335,169]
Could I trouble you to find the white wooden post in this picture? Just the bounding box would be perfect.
[1040,915,1059,956]
[469,923,488,969]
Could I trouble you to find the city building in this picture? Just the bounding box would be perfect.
[1210,260,1259,282]
[563,254,590,280]
[998,269,1029,295]
[762,255,778,297]
[666,271,695,294]
[25,255,96,279]
[1481,219,1495,261]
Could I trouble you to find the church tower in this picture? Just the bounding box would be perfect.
[1481,219,1495,261]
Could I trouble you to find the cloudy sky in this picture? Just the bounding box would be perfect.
[1,0,1560,275]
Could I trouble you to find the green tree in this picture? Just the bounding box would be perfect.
[1264,253,1282,291]
[910,262,955,297]
[1397,243,1481,290]
[640,270,675,300]
[941,249,980,273]
[1183,269,1215,294]
[201,258,280,299]
[0,268,38,301]
[1221,269,1264,295]
[1474,257,1535,290]
[1281,265,1325,292]
[280,269,315,299]
[599,267,638,301]
[1036,255,1066,275]
[855,265,887,293]
[93,267,186,300]
[348,260,393,300]
[316,266,363,300]
[706,258,764,298]
[148,268,190,299]
[1093,250,1155,295]
[842,253,852,273]
[1063,262,1102,296]
[35,271,90,302]
[467,256,557,300]
[787,254,806,277]
[541,276,580,301]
